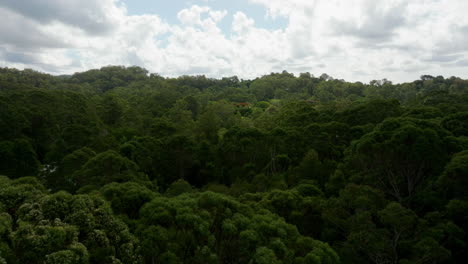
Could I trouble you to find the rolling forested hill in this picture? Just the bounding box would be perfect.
[1,66,468,264]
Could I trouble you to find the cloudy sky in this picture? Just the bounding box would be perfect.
[0,0,467,83]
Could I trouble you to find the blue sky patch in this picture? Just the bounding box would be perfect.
[122,0,288,35]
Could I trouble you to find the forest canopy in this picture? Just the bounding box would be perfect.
[0,66,468,264]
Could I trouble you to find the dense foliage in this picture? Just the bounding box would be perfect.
[1,66,468,263]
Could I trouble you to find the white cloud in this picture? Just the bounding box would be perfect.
[232,12,254,34]
[0,0,467,82]
[178,5,208,26]
[246,0,468,81]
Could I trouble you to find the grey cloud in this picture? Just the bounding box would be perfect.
[331,1,408,43]
[126,51,145,66]
[170,65,217,76]
[357,42,421,53]
[271,64,287,72]
[404,65,430,73]
[271,58,324,73]
[445,58,468,68]
[35,62,74,74]
[455,59,468,66]
[381,66,399,72]
[352,69,371,77]
[0,0,121,74]
[0,8,71,49]
[423,54,460,63]
[434,25,468,56]
[0,47,78,74]
[381,61,430,73]
[0,48,40,64]
[0,0,119,35]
